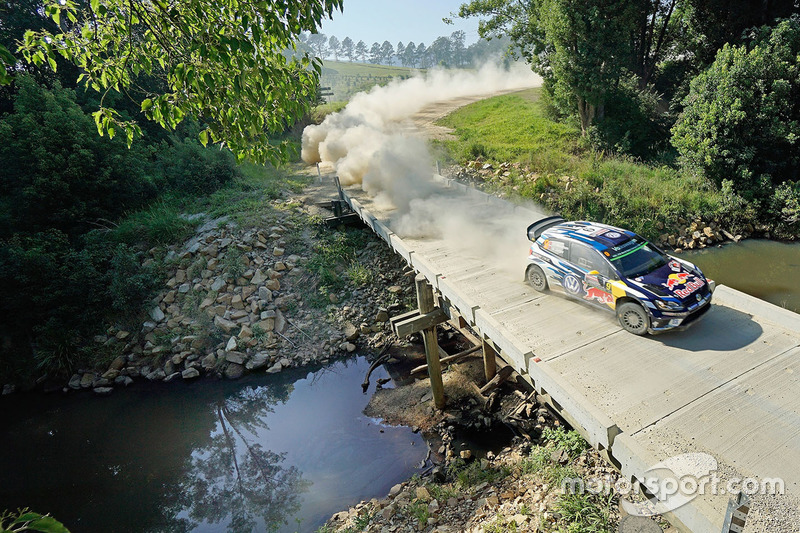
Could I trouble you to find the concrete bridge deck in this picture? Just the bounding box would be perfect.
[338,175,800,532]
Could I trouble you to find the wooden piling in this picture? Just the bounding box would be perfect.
[415,274,445,409]
[482,338,497,382]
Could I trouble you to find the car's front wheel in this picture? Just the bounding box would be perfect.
[526,265,548,292]
[617,302,649,335]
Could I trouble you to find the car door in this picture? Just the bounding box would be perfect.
[568,243,616,308]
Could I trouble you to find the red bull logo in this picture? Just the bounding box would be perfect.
[663,272,690,290]
[585,287,614,305]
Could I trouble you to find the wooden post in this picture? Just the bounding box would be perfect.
[482,338,497,382]
[415,274,445,410]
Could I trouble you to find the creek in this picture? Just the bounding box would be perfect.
[685,239,800,313]
[0,357,426,533]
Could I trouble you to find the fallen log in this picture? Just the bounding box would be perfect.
[479,365,514,395]
[410,345,482,375]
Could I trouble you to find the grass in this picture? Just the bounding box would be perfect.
[319,60,423,101]
[435,88,736,241]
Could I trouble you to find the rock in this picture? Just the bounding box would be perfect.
[344,322,359,341]
[258,287,272,302]
[387,285,403,294]
[266,279,281,291]
[211,278,226,291]
[225,351,246,365]
[375,308,389,322]
[416,487,431,500]
[238,325,253,339]
[224,363,244,379]
[182,368,200,379]
[273,247,285,257]
[225,336,238,351]
[2,384,15,395]
[93,387,113,396]
[389,483,403,497]
[178,283,192,294]
[109,355,126,371]
[274,261,286,271]
[428,499,440,515]
[150,306,165,322]
[460,449,473,460]
[266,361,283,373]
[274,309,286,333]
[146,368,167,381]
[163,371,181,382]
[329,293,339,304]
[201,353,217,371]
[102,369,119,380]
[231,294,245,309]
[551,449,570,465]
[114,375,134,387]
[344,342,356,352]
[80,373,96,389]
[214,316,237,333]
[251,269,267,285]
[246,353,269,370]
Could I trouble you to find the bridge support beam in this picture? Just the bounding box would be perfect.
[482,338,497,382]
[415,274,445,410]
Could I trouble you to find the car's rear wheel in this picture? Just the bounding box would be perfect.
[526,265,548,292]
[617,302,649,335]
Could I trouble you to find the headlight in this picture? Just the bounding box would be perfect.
[655,299,683,310]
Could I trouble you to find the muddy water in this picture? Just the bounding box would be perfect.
[0,357,426,533]
[684,240,800,313]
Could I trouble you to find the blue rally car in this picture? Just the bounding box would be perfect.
[525,216,715,335]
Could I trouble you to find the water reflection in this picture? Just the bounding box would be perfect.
[0,357,426,533]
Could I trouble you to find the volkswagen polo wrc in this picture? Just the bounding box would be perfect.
[525,216,714,335]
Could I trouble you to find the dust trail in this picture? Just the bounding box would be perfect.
[301,62,547,280]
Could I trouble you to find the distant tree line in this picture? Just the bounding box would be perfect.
[296,30,509,68]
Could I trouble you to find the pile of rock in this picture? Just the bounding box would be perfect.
[657,218,748,251]
[61,205,413,396]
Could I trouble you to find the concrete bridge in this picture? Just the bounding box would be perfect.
[332,173,800,532]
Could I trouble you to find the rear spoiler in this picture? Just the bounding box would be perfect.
[527,215,566,242]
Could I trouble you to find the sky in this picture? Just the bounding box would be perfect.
[319,0,482,48]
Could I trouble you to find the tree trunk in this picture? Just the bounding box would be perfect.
[577,96,596,136]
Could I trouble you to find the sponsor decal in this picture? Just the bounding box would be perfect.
[669,260,681,272]
[563,274,584,296]
[663,272,690,290]
[576,226,608,237]
[674,279,705,299]
[606,231,621,238]
[585,287,614,305]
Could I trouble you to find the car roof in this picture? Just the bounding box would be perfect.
[541,221,638,253]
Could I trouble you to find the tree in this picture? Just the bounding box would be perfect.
[429,36,453,66]
[328,35,341,60]
[403,42,417,67]
[450,30,467,67]
[672,17,800,199]
[341,36,355,62]
[396,41,406,65]
[416,42,429,68]
[355,40,368,62]
[380,40,395,64]
[15,0,343,165]
[307,32,329,58]
[369,42,382,63]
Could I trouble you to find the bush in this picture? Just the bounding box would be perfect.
[154,137,241,196]
[672,17,800,199]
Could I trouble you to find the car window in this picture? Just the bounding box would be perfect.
[541,238,569,259]
[605,237,667,277]
[569,244,615,278]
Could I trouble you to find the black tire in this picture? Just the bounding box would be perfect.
[617,302,649,335]
[526,265,548,292]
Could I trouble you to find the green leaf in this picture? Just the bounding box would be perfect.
[140,98,153,111]
[199,129,209,146]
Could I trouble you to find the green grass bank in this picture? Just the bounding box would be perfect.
[434,89,753,243]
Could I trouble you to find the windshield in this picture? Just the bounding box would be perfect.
[605,237,667,278]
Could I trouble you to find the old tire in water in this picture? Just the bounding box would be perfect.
[526,265,548,292]
[617,302,649,335]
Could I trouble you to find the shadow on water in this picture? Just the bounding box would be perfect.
[0,356,426,533]
[652,304,763,352]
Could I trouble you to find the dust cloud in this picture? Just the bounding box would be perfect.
[301,62,547,279]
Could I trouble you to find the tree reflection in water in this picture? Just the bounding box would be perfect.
[178,383,310,532]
